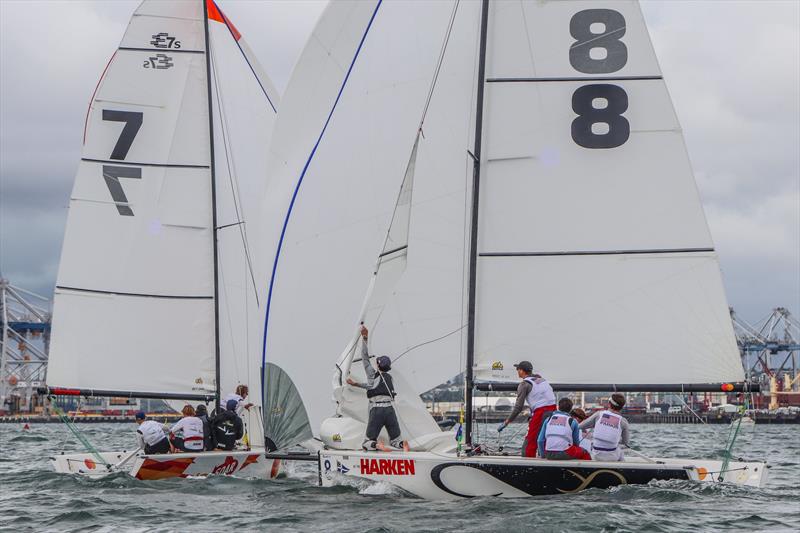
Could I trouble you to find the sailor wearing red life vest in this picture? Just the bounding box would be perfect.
[497,360,556,458]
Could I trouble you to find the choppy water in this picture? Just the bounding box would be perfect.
[0,422,798,532]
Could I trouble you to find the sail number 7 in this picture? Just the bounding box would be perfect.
[101,109,143,216]
[569,9,629,149]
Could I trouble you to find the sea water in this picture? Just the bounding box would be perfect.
[0,423,797,532]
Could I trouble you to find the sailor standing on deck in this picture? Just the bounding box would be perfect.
[346,325,410,452]
[496,361,556,458]
[578,393,631,461]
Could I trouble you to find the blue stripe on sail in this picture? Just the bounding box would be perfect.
[261,1,383,391]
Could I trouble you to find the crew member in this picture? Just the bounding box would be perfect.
[134,411,170,454]
[536,398,591,460]
[195,404,215,451]
[497,360,556,458]
[578,393,631,461]
[223,384,253,415]
[212,399,244,451]
[346,325,410,452]
[169,405,205,452]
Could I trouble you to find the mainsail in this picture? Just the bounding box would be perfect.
[47,0,279,419]
[470,0,743,386]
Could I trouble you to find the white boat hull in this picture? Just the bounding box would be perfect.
[51,448,282,480]
[318,450,768,500]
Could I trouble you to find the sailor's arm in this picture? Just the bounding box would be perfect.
[578,411,600,430]
[135,430,145,449]
[169,418,184,435]
[569,419,581,445]
[505,380,532,424]
[360,336,376,381]
[536,419,547,456]
[620,418,631,447]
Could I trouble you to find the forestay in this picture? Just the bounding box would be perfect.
[48,0,279,406]
[472,0,743,385]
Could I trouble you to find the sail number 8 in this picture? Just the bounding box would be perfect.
[569,9,629,149]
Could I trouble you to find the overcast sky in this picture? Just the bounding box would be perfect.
[0,0,798,326]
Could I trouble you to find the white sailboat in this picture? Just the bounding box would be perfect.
[258,0,767,498]
[44,0,281,480]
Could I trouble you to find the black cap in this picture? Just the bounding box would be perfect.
[377,356,392,372]
[513,361,533,373]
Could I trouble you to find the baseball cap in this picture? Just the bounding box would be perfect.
[134,411,146,420]
[513,361,533,373]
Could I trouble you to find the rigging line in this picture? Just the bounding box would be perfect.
[392,324,467,364]
[210,46,260,306]
[419,0,460,129]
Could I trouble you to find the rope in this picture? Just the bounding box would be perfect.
[720,389,751,480]
[392,324,466,364]
[51,399,109,467]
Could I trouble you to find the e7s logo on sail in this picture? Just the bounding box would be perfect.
[150,32,181,49]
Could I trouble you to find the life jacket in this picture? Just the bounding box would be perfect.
[137,420,166,446]
[213,411,242,450]
[592,410,623,451]
[366,372,396,400]
[544,412,573,452]
[173,416,205,451]
[524,376,556,410]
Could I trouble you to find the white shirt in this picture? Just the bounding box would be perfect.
[136,420,166,447]
[170,416,205,450]
[223,393,245,414]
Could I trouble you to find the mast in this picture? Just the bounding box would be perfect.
[202,0,222,411]
[464,0,490,447]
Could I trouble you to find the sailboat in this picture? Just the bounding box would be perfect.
[43,0,281,480]
[258,0,767,498]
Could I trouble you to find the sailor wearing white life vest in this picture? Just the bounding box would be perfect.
[536,398,592,460]
[169,405,205,452]
[578,393,631,462]
[496,361,556,458]
[223,384,254,415]
[134,411,170,454]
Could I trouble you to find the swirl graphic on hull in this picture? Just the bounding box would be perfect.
[557,469,628,493]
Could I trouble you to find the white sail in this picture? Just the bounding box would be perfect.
[258,0,477,449]
[332,135,441,443]
[472,0,743,385]
[48,0,280,407]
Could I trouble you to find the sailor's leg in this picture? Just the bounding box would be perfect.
[384,408,403,448]
[149,438,170,454]
[362,406,381,451]
[564,445,591,460]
